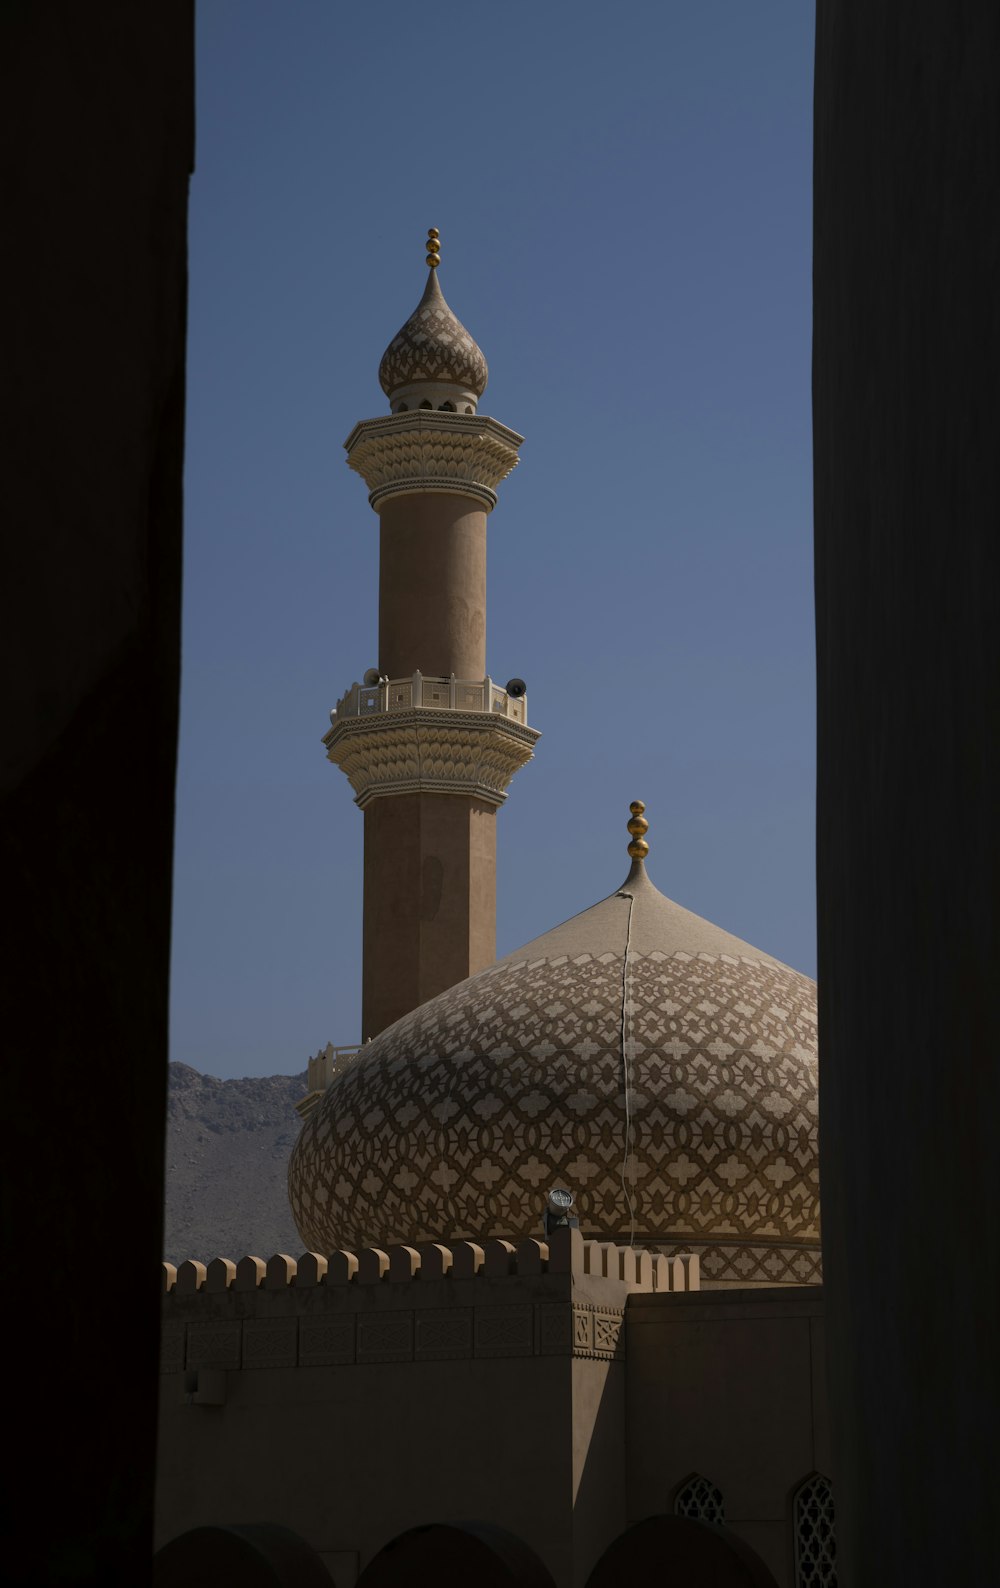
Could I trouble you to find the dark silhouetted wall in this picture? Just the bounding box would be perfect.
[813,6,998,1584]
[1,7,193,1583]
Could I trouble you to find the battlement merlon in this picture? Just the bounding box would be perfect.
[162,1230,699,1301]
[159,1232,698,1378]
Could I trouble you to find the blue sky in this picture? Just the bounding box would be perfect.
[172,2,816,1079]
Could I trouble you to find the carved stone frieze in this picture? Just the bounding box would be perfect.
[324,708,539,809]
[573,1304,627,1362]
[344,411,523,511]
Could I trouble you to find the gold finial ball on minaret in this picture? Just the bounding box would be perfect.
[627,800,649,861]
[426,227,441,268]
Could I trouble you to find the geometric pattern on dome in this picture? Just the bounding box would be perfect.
[289,946,819,1262]
[674,1474,726,1527]
[793,1474,837,1586]
[690,1241,822,1286]
[378,270,488,399]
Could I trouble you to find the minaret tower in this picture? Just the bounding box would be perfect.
[325,230,539,1039]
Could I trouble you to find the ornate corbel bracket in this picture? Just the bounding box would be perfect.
[324,708,539,809]
[344,411,523,512]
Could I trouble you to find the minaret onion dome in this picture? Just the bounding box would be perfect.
[378,228,489,415]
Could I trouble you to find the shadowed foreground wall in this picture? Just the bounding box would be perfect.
[813,6,999,1585]
[0,8,193,1583]
[157,1233,821,1587]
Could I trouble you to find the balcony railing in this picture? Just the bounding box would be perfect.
[329,672,528,727]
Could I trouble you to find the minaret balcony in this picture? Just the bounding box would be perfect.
[323,672,539,809]
[329,671,529,727]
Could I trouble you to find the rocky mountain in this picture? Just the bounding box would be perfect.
[163,1062,308,1264]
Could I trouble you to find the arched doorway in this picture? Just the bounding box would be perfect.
[153,1523,332,1586]
[586,1513,780,1587]
[356,1520,556,1588]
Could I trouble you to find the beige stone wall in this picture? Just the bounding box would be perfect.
[160,1350,569,1585]
[157,1233,682,1585]
[156,1234,824,1588]
[571,1356,627,1585]
[626,1288,830,1588]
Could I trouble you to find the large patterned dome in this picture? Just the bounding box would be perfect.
[289,855,821,1287]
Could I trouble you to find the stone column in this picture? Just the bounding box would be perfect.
[2,8,193,1581]
[814,6,999,1584]
[361,791,497,1037]
[378,491,486,680]
[329,410,538,1038]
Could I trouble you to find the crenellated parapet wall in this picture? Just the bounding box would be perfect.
[160,1229,699,1380]
[162,1232,700,1294]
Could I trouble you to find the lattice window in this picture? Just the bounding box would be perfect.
[673,1473,725,1526]
[793,1474,836,1586]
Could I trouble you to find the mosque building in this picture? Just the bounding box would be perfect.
[155,235,835,1588]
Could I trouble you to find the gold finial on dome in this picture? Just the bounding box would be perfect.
[627,800,649,861]
[426,227,441,269]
